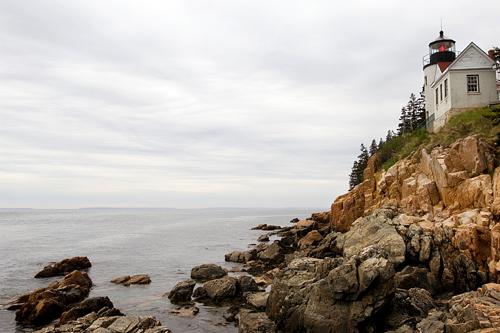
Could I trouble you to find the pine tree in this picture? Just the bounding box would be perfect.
[357,143,369,180]
[349,160,360,190]
[369,139,378,156]
[348,144,370,189]
[378,138,384,150]
[416,89,426,126]
[407,93,419,131]
[386,130,394,141]
[397,107,409,135]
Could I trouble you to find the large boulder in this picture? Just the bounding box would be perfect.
[59,297,114,324]
[238,275,259,293]
[168,279,196,304]
[13,270,93,326]
[338,209,406,265]
[298,230,323,249]
[267,249,396,333]
[34,257,91,278]
[257,242,284,264]
[202,276,238,301]
[225,249,256,263]
[167,279,196,304]
[190,264,227,281]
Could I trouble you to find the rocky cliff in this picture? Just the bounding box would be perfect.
[330,135,500,284]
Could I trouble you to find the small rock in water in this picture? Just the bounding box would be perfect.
[290,218,300,223]
[169,305,199,317]
[257,234,270,242]
[110,274,151,286]
[34,256,91,278]
[251,224,281,231]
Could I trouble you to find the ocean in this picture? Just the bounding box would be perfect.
[0,207,314,332]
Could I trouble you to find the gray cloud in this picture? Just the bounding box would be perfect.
[0,0,498,208]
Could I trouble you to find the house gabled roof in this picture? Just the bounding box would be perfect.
[431,42,495,88]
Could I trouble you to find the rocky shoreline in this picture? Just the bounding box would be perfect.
[4,134,500,332]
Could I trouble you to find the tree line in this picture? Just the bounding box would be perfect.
[348,91,426,189]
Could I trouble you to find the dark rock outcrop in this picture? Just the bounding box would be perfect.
[59,296,114,324]
[34,257,91,278]
[13,270,93,326]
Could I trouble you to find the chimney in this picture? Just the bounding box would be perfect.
[489,49,496,60]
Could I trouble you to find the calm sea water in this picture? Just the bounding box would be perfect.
[0,207,314,333]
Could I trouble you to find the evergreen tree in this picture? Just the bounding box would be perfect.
[369,139,378,156]
[348,144,370,190]
[407,93,419,131]
[386,130,394,141]
[416,89,426,126]
[348,160,360,190]
[378,138,384,150]
[397,106,409,135]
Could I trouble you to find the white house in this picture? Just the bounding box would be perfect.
[423,31,499,132]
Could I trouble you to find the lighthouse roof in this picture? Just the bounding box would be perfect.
[429,30,455,47]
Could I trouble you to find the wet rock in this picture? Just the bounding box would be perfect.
[14,270,93,326]
[254,268,280,286]
[167,279,196,304]
[169,305,199,317]
[190,264,227,281]
[251,224,281,231]
[202,276,238,301]
[298,230,323,249]
[246,292,269,310]
[35,257,92,278]
[225,250,257,263]
[290,218,300,223]
[257,242,284,264]
[238,275,259,293]
[257,234,269,242]
[59,296,114,324]
[238,309,276,333]
[192,286,208,300]
[110,274,151,286]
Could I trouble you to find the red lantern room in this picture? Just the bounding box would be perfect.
[424,30,456,71]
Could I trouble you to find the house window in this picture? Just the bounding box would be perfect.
[435,88,439,105]
[444,79,448,98]
[467,75,480,93]
[440,84,443,101]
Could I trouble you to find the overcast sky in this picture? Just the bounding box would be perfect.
[0,1,498,209]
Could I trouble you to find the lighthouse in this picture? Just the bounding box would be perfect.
[422,31,498,132]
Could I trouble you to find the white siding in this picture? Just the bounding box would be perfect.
[452,46,494,69]
[450,69,498,108]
